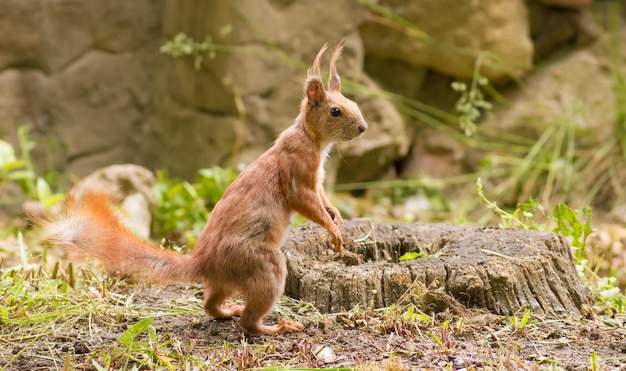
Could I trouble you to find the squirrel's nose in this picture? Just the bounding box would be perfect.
[358,122,368,133]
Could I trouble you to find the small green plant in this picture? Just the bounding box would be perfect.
[0,126,64,210]
[160,28,233,70]
[509,308,531,335]
[151,167,238,247]
[399,303,431,324]
[551,203,592,263]
[476,177,546,230]
[592,276,625,315]
[116,318,155,363]
[111,317,176,371]
[589,350,600,371]
[451,54,493,136]
[0,129,34,193]
[427,318,456,354]
[0,126,37,190]
[0,139,21,181]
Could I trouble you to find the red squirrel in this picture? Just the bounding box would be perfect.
[39,43,367,335]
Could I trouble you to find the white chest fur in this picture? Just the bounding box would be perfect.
[317,144,333,185]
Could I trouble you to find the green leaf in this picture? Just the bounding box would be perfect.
[7,169,35,182]
[0,140,17,169]
[117,318,154,347]
[36,177,52,203]
[148,325,157,347]
[399,251,423,261]
[519,309,531,329]
[551,203,593,264]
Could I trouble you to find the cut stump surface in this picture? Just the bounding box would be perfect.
[283,219,594,316]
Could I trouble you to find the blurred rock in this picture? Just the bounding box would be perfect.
[0,0,163,72]
[46,50,154,176]
[480,40,614,147]
[0,0,47,71]
[73,164,156,239]
[529,1,599,59]
[0,69,47,141]
[360,0,534,81]
[537,0,593,8]
[0,181,26,218]
[613,204,626,225]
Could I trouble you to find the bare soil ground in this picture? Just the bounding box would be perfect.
[2,281,625,371]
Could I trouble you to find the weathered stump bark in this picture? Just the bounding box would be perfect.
[283,219,594,316]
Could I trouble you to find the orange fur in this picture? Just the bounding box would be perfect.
[39,192,194,281]
[40,42,367,335]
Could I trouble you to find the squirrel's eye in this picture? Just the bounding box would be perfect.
[330,107,342,117]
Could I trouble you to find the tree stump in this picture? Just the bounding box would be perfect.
[283,219,594,316]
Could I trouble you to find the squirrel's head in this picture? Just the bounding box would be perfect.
[301,42,368,145]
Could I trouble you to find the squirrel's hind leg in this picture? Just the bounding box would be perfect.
[203,284,242,319]
[238,283,304,335]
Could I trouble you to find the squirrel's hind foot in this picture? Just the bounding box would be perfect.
[205,302,244,319]
[240,317,305,335]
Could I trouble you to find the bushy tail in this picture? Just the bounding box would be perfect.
[38,191,197,283]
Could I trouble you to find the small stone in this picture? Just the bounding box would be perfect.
[314,345,338,363]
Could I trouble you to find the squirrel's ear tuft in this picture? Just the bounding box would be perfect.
[305,78,326,107]
[308,43,328,80]
[305,44,330,107]
[328,42,343,92]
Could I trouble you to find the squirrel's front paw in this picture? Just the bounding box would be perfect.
[332,234,344,254]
